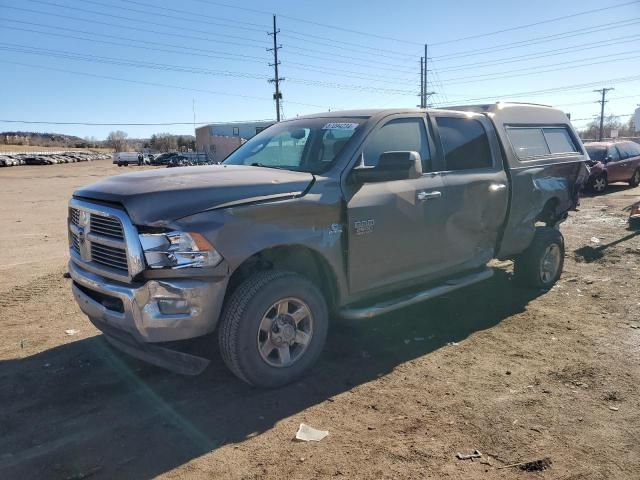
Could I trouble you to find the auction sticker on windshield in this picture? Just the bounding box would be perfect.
[322,123,359,130]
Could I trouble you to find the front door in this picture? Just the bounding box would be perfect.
[606,146,625,182]
[346,116,449,294]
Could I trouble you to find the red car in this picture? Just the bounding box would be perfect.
[584,141,640,193]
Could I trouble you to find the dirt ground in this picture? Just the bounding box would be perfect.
[1,161,639,480]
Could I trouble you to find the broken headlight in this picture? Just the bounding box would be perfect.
[139,231,222,269]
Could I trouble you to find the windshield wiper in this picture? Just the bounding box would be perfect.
[250,162,290,170]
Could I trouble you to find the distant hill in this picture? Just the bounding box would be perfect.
[1,131,101,148]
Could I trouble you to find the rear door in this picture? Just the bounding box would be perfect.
[429,113,509,271]
[346,115,449,294]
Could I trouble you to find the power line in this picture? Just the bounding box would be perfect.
[188,0,423,46]
[1,60,331,109]
[440,51,640,85]
[0,16,416,74]
[431,0,640,45]
[121,0,267,28]
[0,18,268,62]
[436,34,638,73]
[0,43,419,95]
[555,94,640,107]
[79,0,268,32]
[0,119,273,126]
[10,3,267,48]
[433,17,640,61]
[0,22,417,86]
[280,32,417,60]
[440,74,640,105]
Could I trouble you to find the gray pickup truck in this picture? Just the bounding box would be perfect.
[68,103,589,387]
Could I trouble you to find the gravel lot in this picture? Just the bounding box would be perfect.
[1,161,639,479]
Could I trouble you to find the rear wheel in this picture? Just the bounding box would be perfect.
[590,174,607,194]
[629,169,640,187]
[218,270,328,388]
[514,227,565,289]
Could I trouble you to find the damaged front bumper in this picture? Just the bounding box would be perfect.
[69,261,228,374]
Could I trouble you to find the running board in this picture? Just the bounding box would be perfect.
[340,268,494,320]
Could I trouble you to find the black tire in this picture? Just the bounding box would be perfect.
[629,169,640,187]
[218,270,328,388]
[513,227,565,289]
[589,174,607,194]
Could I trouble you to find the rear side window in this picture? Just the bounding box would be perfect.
[617,142,640,159]
[543,128,578,154]
[363,118,431,171]
[626,142,640,156]
[507,128,549,157]
[436,117,493,170]
[507,126,578,159]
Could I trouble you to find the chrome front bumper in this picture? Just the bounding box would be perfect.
[70,261,228,343]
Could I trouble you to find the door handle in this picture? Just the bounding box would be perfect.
[417,190,442,201]
[489,183,507,192]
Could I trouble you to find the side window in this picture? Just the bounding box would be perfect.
[608,147,620,161]
[507,128,549,157]
[436,116,493,170]
[616,144,629,160]
[629,142,640,157]
[363,118,431,171]
[542,127,578,154]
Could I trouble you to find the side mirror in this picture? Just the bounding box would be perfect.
[352,151,422,183]
[604,155,613,163]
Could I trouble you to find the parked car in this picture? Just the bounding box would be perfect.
[67,104,588,387]
[166,155,192,168]
[150,153,178,165]
[584,141,640,193]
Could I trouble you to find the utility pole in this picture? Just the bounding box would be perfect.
[423,44,436,107]
[268,15,284,122]
[594,87,614,141]
[424,44,428,107]
[419,56,425,108]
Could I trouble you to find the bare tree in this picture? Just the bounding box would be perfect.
[106,130,129,152]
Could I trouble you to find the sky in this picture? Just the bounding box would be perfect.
[0,0,639,140]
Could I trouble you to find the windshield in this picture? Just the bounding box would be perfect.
[585,145,606,161]
[223,118,362,174]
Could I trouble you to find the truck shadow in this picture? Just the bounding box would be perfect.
[573,231,640,262]
[0,269,542,480]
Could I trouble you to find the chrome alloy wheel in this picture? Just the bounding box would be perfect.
[593,177,607,193]
[633,170,640,185]
[257,297,314,368]
[539,244,561,284]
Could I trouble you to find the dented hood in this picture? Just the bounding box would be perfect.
[73,165,314,225]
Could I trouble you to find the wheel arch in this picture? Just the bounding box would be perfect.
[226,244,340,312]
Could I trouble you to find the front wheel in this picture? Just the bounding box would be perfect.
[514,227,565,289]
[218,271,328,388]
[590,174,607,194]
[629,169,640,187]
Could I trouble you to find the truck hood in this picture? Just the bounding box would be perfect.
[73,165,314,225]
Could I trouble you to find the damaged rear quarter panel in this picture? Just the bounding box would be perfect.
[497,155,589,259]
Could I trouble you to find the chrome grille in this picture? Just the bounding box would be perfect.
[71,232,81,253]
[90,243,128,271]
[90,215,124,239]
[68,200,144,282]
[70,207,80,226]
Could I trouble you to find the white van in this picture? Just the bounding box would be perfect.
[113,152,145,166]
